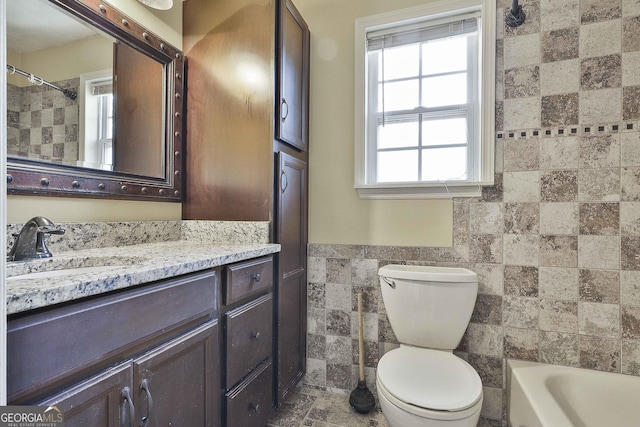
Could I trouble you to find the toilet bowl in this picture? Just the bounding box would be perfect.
[377,265,483,427]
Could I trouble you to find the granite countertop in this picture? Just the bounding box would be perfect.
[6,240,280,315]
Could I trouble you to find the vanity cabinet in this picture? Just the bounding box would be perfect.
[7,270,220,426]
[184,0,310,410]
[221,256,275,426]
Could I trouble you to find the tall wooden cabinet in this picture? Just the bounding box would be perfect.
[183,0,310,411]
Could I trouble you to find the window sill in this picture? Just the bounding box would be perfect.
[355,181,493,199]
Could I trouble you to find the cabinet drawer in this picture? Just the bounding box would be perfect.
[225,360,272,427]
[225,293,273,387]
[225,256,273,305]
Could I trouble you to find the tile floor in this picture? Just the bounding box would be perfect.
[267,386,389,427]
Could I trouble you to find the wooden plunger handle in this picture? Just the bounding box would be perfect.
[358,292,365,381]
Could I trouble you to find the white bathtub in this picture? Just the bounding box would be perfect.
[507,359,640,427]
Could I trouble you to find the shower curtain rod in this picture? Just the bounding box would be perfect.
[6,64,77,100]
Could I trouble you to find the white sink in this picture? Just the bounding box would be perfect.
[6,265,128,281]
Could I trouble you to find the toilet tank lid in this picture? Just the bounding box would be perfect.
[378,265,477,283]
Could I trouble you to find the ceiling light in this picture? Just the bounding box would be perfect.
[137,0,173,10]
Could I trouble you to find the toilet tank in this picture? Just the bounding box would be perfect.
[379,265,478,351]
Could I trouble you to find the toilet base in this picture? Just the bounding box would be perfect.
[377,379,482,427]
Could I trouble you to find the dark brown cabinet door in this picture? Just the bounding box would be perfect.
[39,363,132,427]
[276,0,310,152]
[133,321,219,427]
[276,152,308,402]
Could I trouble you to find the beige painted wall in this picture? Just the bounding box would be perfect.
[7,0,183,223]
[295,0,454,247]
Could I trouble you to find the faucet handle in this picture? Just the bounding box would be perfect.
[37,225,65,235]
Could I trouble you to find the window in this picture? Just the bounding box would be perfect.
[79,70,114,170]
[355,0,495,199]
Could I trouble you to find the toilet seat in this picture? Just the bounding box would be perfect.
[377,346,482,416]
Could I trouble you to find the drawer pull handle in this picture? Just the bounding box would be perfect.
[140,379,154,427]
[251,331,261,340]
[121,387,135,427]
[251,273,261,282]
[250,403,261,413]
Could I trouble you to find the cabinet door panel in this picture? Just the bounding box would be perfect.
[277,152,307,277]
[133,321,218,427]
[39,363,132,427]
[277,0,309,151]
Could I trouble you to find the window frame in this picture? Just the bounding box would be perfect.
[354,0,496,199]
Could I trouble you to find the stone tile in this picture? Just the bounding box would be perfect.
[540,331,579,366]
[467,323,504,357]
[623,16,640,51]
[579,88,623,123]
[326,335,352,365]
[579,335,621,372]
[623,51,640,86]
[468,354,503,388]
[308,244,364,258]
[622,305,640,338]
[623,86,640,120]
[471,294,503,325]
[541,93,580,126]
[504,265,539,297]
[540,59,581,95]
[504,295,541,329]
[325,283,352,311]
[578,168,620,201]
[351,339,379,368]
[308,283,326,309]
[470,203,504,234]
[579,235,621,269]
[581,54,622,90]
[351,284,382,314]
[621,236,640,270]
[504,65,540,98]
[325,363,352,390]
[579,269,620,303]
[581,0,622,23]
[540,202,579,235]
[473,263,505,296]
[622,166,640,201]
[540,136,580,169]
[363,246,420,261]
[505,0,541,37]
[504,97,541,130]
[620,132,640,167]
[540,300,579,332]
[470,234,504,264]
[308,307,327,335]
[503,203,539,234]
[378,314,398,344]
[304,359,327,388]
[540,235,578,267]
[480,386,503,421]
[267,390,317,427]
[351,258,378,287]
[504,171,541,202]
[504,327,539,361]
[542,27,579,62]
[326,310,351,336]
[308,334,326,360]
[504,33,541,69]
[621,270,640,305]
[541,0,579,31]
[578,302,620,338]
[350,309,379,342]
[622,338,640,375]
[579,202,620,234]
[580,134,621,169]
[580,19,622,58]
[541,170,578,202]
[623,0,640,16]
[503,138,540,171]
[539,267,579,300]
[326,259,351,284]
[504,234,540,266]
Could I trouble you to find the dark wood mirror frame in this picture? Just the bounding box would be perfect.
[6,0,185,202]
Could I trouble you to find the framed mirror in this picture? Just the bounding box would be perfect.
[6,0,185,201]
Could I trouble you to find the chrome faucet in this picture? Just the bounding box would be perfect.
[8,217,66,261]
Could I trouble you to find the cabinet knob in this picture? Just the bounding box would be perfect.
[251,273,261,282]
[250,403,260,413]
[281,98,289,121]
[251,331,261,340]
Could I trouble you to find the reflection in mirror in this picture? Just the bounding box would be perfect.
[6,0,184,201]
[6,0,166,179]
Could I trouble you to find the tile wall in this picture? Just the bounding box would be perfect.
[304,1,640,425]
[7,78,80,163]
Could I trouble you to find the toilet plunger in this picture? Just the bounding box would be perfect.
[349,292,376,414]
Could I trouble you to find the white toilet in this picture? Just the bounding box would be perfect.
[376,264,483,427]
